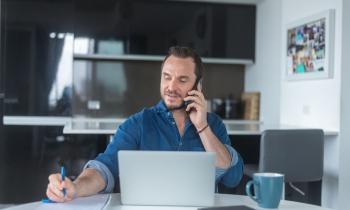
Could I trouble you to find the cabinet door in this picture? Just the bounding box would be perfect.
[4,27,35,115]
[128,1,256,59]
[73,0,256,60]
[224,5,256,60]
[3,0,74,116]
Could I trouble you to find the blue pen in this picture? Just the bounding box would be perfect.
[61,165,66,197]
[42,198,56,203]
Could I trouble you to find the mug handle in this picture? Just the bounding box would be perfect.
[246,180,259,202]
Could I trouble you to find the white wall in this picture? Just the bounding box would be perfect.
[338,0,350,209]
[280,0,341,132]
[280,0,342,208]
[245,0,345,208]
[245,0,281,125]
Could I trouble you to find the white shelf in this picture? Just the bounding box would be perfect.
[73,53,254,65]
[3,116,70,126]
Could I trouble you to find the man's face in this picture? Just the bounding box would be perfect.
[160,55,197,110]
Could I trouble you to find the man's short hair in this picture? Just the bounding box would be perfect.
[161,46,203,80]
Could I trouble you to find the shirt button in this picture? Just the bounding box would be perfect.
[172,121,176,125]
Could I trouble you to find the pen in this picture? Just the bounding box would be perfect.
[61,164,66,198]
[41,198,56,203]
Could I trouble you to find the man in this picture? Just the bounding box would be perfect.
[46,46,243,202]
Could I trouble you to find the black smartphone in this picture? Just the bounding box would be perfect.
[184,77,202,110]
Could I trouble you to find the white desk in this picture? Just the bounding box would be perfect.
[2,193,332,210]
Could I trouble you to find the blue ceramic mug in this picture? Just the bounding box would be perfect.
[246,173,284,209]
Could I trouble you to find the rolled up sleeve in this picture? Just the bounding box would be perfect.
[215,144,243,188]
[215,144,238,178]
[84,160,115,193]
[209,113,244,188]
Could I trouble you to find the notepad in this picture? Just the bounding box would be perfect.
[37,194,110,210]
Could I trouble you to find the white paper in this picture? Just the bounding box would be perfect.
[33,194,110,210]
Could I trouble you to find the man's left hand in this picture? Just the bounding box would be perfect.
[184,89,208,131]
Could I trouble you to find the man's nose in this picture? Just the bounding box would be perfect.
[168,79,177,90]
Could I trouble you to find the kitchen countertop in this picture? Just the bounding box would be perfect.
[62,118,265,135]
[3,116,338,136]
[63,118,338,135]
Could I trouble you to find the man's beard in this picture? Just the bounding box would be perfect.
[163,91,186,111]
[167,101,186,111]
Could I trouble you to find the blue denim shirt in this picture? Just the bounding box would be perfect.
[85,100,243,193]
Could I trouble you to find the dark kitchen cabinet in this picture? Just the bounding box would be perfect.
[74,0,256,60]
[2,0,74,116]
[1,0,255,117]
[0,0,77,203]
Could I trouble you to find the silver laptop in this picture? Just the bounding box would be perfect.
[118,151,216,207]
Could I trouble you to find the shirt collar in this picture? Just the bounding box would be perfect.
[155,100,169,113]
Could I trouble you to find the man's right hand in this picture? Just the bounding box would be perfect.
[46,173,77,202]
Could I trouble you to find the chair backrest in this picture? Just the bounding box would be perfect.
[259,129,324,183]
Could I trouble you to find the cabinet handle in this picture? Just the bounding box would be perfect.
[0,93,4,99]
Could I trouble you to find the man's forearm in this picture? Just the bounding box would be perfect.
[73,168,106,197]
[198,126,232,169]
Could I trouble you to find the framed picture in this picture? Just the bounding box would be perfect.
[286,9,335,81]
